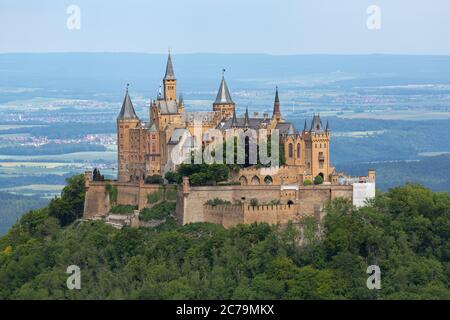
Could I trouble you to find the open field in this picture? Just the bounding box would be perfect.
[0,151,116,162]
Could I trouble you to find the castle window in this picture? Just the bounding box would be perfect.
[288,143,293,158]
[324,143,327,148]
[297,143,300,158]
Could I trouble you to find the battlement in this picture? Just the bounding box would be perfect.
[201,201,306,227]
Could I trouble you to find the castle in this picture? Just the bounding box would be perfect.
[83,53,376,228]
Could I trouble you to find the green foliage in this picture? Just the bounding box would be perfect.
[105,183,118,205]
[165,171,181,184]
[314,175,324,185]
[250,198,259,206]
[303,180,313,186]
[205,198,232,206]
[147,187,164,204]
[140,202,176,221]
[165,188,178,201]
[0,183,449,300]
[145,175,163,185]
[176,163,230,186]
[48,174,86,226]
[110,205,138,215]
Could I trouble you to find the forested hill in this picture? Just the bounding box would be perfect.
[0,175,449,299]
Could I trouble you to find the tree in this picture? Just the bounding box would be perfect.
[48,174,86,226]
[314,175,324,185]
[165,171,181,184]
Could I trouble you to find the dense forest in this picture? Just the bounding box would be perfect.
[0,175,449,299]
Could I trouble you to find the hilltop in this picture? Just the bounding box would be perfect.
[0,175,449,299]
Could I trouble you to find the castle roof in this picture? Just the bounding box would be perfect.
[275,122,295,135]
[310,114,324,134]
[118,86,138,120]
[164,52,176,80]
[182,111,216,123]
[230,108,238,127]
[218,114,272,131]
[243,106,250,127]
[168,128,189,145]
[214,73,234,104]
[155,99,179,114]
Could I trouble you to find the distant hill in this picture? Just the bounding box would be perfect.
[0,192,48,235]
[338,154,450,192]
[1,53,450,101]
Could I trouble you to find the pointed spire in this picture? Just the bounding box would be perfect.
[118,84,138,120]
[231,108,238,127]
[244,106,250,128]
[326,120,330,131]
[214,70,234,104]
[303,119,308,132]
[272,86,281,119]
[164,50,175,80]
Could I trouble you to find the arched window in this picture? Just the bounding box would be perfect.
[251,176,260,185]
[264,176,273,185]
[288,143,293,158]
[297,143,301,158]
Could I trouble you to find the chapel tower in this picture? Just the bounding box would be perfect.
[163,51,177,101]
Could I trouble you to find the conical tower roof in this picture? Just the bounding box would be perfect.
[118,85,138,120]
[273,86,281,116]
[310,114,324,133]
[164,51,176,80]
[214,71,234,104]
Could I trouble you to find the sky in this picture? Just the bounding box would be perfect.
[1,0,450,55]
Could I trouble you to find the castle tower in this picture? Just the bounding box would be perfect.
[117,85,140,182]
[272,86,283,122]
[163,52,177,101]
[213,69,235,120]
[307,114,331,182]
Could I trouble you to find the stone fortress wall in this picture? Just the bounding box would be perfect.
[84,170,374,229]
[83,171,176,219]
